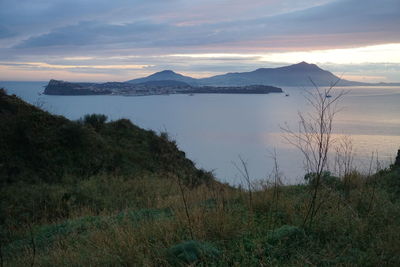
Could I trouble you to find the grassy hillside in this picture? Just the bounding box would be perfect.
[0,89,212,185]
[1,88,399,266]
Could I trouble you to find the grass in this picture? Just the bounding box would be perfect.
[1,167,400,266]
[0,89,213,186]
[1,88,400,266]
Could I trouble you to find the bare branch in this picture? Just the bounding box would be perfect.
[281,78,346,227]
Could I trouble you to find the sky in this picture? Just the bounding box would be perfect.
[0,0,399,82]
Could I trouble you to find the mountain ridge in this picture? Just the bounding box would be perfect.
[127,62,391,87]
[126,69,198,86]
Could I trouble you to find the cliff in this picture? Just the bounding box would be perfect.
[44,79,111,95]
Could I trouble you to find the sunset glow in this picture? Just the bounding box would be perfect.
[0,0,399,81]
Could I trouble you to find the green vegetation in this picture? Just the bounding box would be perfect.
[1,88,400,266]
[0,89,211,186]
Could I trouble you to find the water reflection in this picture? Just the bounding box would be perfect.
[1,81,399,185]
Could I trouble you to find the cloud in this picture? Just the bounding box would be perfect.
[10,0,399,54]
[1,53,400,82]
[0,0,331,39]
[15,21,169,48]
[0,25,15,38]
[0,0,172,38]
[0,0,399,81]
[0,61,152,70]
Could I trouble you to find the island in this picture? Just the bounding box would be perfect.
[44,62,400,96]
[44,79,283,96]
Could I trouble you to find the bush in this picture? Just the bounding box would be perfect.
[304,171,341,188]
[167,240,220,265]
[266,225,305,245]
[82,114,107,132]
[265,225,306,260]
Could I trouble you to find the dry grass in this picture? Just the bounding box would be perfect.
[2,167,400,266]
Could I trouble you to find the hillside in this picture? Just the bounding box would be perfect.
[0,88,212,185]
[127,62,370,87]
[200,62,363,86]
[127,70,199,86]
[135,79,192,88]
[1,88,399,266]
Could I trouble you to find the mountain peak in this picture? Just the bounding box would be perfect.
[126,69,198,85]
[157,70,176,75]
[287,61,321,70]
[149,70,180,77]
[127,62,362,87]
[253,62,318,73]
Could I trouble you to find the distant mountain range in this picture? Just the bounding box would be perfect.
[44,62,399,96]
[127,62,399,87]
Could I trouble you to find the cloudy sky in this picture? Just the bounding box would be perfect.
[0,0,399,82]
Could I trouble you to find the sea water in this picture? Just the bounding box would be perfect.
[1,81,399,185]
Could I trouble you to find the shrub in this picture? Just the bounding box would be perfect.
[167,240,220,265]
[304,171,341,188]
[266,225,305,245]
[82,114,107,132]
[265,225,306,260]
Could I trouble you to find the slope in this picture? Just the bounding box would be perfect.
[0,88,212,185]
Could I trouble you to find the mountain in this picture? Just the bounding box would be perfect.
[126,70,198,86]
[199,62,365,87]
[128,62,369,87]
[135,80,192,88]
[46,62,393,94]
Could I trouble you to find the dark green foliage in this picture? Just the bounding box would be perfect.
[0,174,175,230]
[395,149,400,167]
[304,171,342,188]
[167,240,220,265]
[0,91,210,185]
[115,208,173,224]
[81,114,107,132]
[264,225,306,259]
[374,166,400,199]
[4,208,173,257]
[266,225,305,245]
[4,216,107,256]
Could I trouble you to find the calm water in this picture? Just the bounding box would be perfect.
[1,81,399,185]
